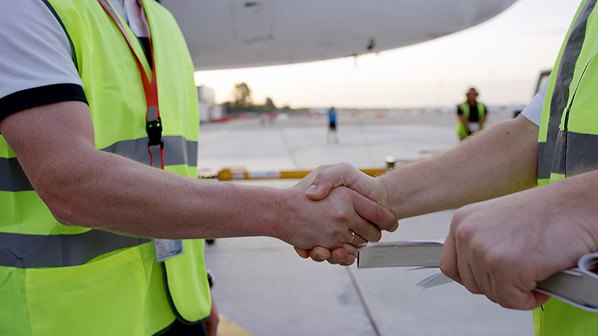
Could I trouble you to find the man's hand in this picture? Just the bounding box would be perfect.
[440,177,598,310]
[293,163,398,264]
[304,163,392,210]
[205,293,219,336]
[282,166,397,254]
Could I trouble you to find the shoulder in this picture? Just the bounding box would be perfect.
[0,0,72,56]
[0,0,84,121]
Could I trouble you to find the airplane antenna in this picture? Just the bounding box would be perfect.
[366,38,376,51]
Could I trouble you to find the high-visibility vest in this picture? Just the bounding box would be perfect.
[456,102,486,139]
[534,0,598,334]
[0,0,210,335]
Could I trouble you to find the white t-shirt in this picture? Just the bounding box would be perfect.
[520,81,547,126]
[0,0,147,122]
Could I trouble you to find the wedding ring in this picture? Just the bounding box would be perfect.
[350,232,356,243]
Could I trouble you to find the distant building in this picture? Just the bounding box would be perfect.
[197,85,227,122]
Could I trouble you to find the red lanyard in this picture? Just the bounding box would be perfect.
[98,0,164,169]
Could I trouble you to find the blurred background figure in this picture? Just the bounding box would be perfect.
[327,106,339,144]
[456,87,488,141]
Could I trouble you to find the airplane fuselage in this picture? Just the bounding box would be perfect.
[161,0,517,70]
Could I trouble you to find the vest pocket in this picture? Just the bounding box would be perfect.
[25,246,147,336]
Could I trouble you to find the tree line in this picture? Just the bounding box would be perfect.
[225,82,289,113]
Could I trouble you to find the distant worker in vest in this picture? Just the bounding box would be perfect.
[327,106,339,143]
[456,87,488,141]
[299,1,598,335]
[0,1,396,335]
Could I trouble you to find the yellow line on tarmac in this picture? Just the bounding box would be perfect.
[218,314,252,336]
[215,167,391,181]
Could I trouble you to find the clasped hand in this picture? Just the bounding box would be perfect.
[290,163,398,265]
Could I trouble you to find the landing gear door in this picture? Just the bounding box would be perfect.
[231,0,274,45]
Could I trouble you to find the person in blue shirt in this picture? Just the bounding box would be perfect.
[327,106,338,143]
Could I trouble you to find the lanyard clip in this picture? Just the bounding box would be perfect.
[146,107,164,169]
[146,117,163,148]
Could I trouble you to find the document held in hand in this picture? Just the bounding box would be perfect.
[358,241,598,312]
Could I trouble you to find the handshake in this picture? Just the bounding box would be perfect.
[281,163,399,266]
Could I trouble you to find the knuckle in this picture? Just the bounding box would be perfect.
[339,162,352,170]
[439,262,458,280]
[454,220,476,243]
[313,171,328,184]
[485,251,508,274]
[332,210,350,223]
[449,213,461,233]
[452,205,474,223]
[330,226,346,240]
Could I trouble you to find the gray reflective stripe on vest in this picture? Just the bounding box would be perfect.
[0,229,150,268]
[542,131,598,176]
[539,0,597,179]
[0,157,33,191]
[102,136,197,167]
[537,142,552,179]
[0,136,197,192]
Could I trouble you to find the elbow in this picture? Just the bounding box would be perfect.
[34,176,85,227]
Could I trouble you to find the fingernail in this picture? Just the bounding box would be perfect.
[306,184,318,195]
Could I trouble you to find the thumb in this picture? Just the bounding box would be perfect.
[305,181,334,201]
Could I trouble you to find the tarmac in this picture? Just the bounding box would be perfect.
[198,109,534,336]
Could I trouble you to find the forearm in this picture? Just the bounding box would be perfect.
[380,115,539,218]
[38,148,288,239]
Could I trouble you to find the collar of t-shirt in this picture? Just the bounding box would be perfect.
[108,0,152,63]
[109,0,149,38]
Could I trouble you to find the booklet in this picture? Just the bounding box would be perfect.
[357,240,444,268]
[358,241,598,312]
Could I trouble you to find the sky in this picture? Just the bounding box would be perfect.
[194,0,580,109]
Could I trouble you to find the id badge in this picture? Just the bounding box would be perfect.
[154,239,184,262]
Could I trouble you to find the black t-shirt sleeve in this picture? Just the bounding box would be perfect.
[0,84,87,123]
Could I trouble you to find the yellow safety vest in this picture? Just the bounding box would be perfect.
[535,0,598,334]
[456,102,486,140]
[0,0,210,335]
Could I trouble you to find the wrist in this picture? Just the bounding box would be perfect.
[375,175,398,219]
[378,164,430,220]
[264,187,297,243]
[557,176,598,252]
